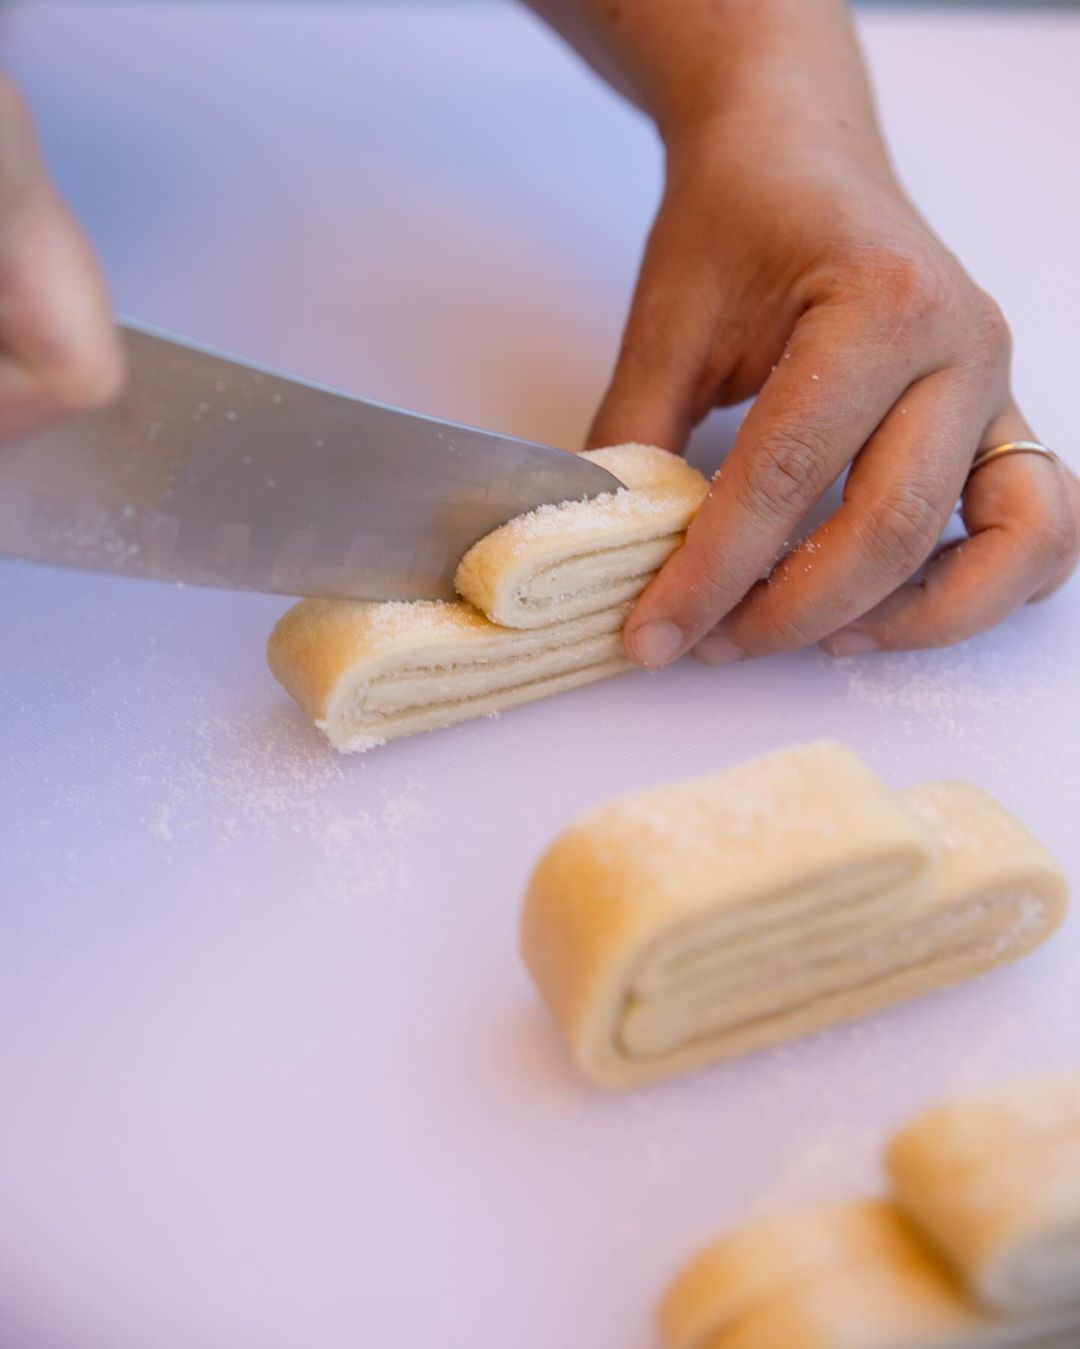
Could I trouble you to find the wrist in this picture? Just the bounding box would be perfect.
[662,96,899,202]
[632,0,893,184]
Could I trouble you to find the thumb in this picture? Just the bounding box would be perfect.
[586,203,717,453]
[0,77,123,440]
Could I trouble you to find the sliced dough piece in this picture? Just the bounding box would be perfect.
[268,443,708,750]
[658,1201,925,1349]
[659,1201,1080,1349]
[455,443,708,627]
[894,783,1070,997]
[267,598,631,752]
[520,742,939,1088]
[520,749,1067,1089]
[887,1076,1080,1317]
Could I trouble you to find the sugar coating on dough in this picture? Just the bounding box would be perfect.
[519,746,1067,1089]
[455,444,708,628]
[269,597,630,752]
[267,444,708,751]
[887,1076,1080,1316]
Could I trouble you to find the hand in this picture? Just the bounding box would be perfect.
[596,127,1080,666]
[529,0,1080,666]
[0,76,122,442]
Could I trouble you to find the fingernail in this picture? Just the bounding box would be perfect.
[821,629,879,658]
[628,619,684,668]
[693,635,746,665]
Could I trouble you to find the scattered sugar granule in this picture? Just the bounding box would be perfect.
[147,803,174,841]
[142,706,427,906]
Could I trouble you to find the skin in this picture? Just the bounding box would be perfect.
[0,75,122,441]
[2,12,1076,661]
[526,0,1080,664]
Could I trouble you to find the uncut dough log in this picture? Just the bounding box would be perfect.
[519,745,1067,1089]
[887,1077,1080,1317]
[267,443,708,751]
[658,1201,1080,1349]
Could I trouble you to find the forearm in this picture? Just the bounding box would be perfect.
[524,0,892,176]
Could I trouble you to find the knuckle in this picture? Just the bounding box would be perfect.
[859,246,948,331]
[738,426,831,521]
[1032,504,1080,569]
[966,292,1013,372]
[860,483,942,576]
[755,610,819,651]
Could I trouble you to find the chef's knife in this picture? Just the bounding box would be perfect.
[0,320,622,601]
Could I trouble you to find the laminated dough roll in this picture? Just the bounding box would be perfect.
[656,1201,957,1349]
[454,442,707,627]
[658,1201,1079,1349]
[887,1076,1080,1317]
[520,744,1067,1088]
[267,444,708,751]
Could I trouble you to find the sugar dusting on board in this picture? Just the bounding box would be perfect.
[143,703,427,905]
[836,641,1076,759]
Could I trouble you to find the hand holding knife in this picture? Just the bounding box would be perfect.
[0,321,620,602]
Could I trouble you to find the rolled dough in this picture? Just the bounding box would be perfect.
[888,1077,1080,1316]
[659,1076,1080,1349]
[267,444,708,751]
[519,744,1067,1089]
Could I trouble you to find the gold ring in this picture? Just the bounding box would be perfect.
[968,440,1059,478]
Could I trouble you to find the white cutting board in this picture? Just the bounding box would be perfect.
[1,5,1078,1347]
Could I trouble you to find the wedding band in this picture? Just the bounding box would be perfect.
[968,440,1059,477]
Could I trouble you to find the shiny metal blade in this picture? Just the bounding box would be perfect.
[0,320,622,601]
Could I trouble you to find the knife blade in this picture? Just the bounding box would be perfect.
[0,320,622,601]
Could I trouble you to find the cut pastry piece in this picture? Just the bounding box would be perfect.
[658,1201,932,1349]
[520,742,940,1088]
[267,443,708,751]
[455,443,708,627]
[659,1200,1078,1349]
[268,598,631,752]
[887,1076,1080,1317]
[520,746,1067,1089]
[894,783,1070,1003]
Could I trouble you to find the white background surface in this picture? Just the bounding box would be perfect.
[1,5,1078,1347]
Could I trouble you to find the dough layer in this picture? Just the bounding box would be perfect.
[268,444,708,750]
[520,744,1067,1088]
[454,443,708,627]
[665,1203,1077,1349]
[659,1076,1080,1349]
[888,1077,1080,1316]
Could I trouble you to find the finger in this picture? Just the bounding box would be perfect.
[697,365,989,661]
[820,413,1078,653]
[586,199,727,454]
[624,301,933,667]
[0,77,123,439]
[1030,466,1080,601]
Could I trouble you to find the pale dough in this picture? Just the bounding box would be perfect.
[658,1077,1080,1349]
[660,1200,1078,1349]
[267,444,708,751]
[455,442,707,627]
[888,1077,1080,1316]
[519,743,1067,1089]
